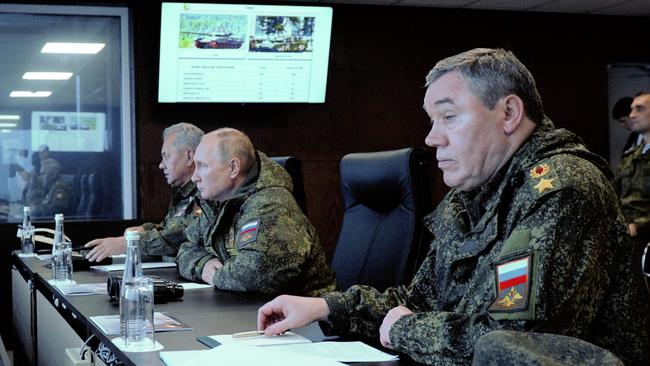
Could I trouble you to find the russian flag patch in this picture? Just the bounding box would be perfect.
[237,219,259,249]
[488,255,531,313]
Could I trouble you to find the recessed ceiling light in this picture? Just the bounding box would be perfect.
[41,42,105,54]
[10,91,52,98]
[0,115,20,120]
[23,72,73,80]
[0,122,17,128]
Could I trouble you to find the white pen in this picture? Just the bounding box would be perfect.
[231,330,265,339]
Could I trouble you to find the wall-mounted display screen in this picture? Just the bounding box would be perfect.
[31,111,106,152]
[159,2,333,103]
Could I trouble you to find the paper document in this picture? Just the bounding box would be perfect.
[210,331,311,347]
[54,282,106,296]
[177,343,344,366]
[271,341,399,362]
[36,254,52,261]
[180,282,212,290]
[90,312,191,335]
[91,262,177,272]
[160,350,206,366]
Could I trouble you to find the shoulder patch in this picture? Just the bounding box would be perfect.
[489,254,532,313]
[528,160,561,197]
[236,219,259,249]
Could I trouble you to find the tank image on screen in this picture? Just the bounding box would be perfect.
[250,16,315,53]
[178,13,247,49]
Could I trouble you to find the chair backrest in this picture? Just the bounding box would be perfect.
[270,156,307,214]
[85,172,102,217]
[331,147,433,291]
[641,243,650,295]
[76,174,89,216]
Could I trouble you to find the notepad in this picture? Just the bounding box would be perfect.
[53,282,106,296]
[90,312,191,335]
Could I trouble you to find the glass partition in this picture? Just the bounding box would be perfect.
[0,4,134,222]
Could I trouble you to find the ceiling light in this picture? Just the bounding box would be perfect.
[0,129,11,133]
[41,42,105,54]
[23,72,73,80]
[10,91,52,98]
[0,123,17,128]
[0,115,20,120]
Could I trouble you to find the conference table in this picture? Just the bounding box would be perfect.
[11,252,410,366]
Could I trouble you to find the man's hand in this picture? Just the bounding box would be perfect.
[257,295,330,336]
[125,225,145,233]
[84,237,127,262]
[379,306,413,349]
[201,258,223,285]
[629,223,638,237]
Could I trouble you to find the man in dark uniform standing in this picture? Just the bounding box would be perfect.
[257,49,649,365]
[176,128,336,296]
[85,122,205,261]
[614,92,650,241]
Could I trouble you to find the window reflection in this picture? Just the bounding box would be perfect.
[0,6,133,223]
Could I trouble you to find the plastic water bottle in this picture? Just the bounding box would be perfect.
[21,206,34,254]
[51,214,74,284]
[120,231,153,347]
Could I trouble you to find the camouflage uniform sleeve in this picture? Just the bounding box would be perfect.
[319,285,411,339]
[139,215,195,256]
[34,187,70,217]
[212,189,312,294]
[386,184,623,365]
[175,215,215,281]
[140,222,161,231]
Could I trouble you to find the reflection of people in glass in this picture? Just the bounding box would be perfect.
[31,158,75,218]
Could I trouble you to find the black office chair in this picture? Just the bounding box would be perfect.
[270,156,307,214]
[85,172,102,217]
[76,174,89,216]
[330,147,433,292]
[635,243,649,365]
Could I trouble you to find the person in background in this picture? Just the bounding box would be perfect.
[31,158,75,217]
[176,127,336,296]
[85,122,204,261]
[257,48,649,365]
[612,96,642,156]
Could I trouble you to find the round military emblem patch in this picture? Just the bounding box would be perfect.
[529,163,550,179]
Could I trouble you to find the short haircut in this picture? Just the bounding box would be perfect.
[612,97,633,119]
[634,91,650,98]
[211,128,256,174]
[163,123,205,151]
[425,48,545,124]
[40,158,61,177]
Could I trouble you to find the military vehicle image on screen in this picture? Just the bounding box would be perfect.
[178,13,246,49]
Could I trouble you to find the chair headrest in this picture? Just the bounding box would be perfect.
[340,147,428,213]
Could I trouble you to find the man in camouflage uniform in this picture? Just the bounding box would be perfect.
[176,128,336,296]
[614,92,650,242]
[31,158,75,217]
[85,123,205,261]
[257,49,649,365]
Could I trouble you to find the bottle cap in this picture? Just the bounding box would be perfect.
[23,206,30,214]
[125,230,140,241]
[55,213,64,221]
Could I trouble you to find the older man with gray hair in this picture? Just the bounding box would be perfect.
[257,48,649,365]
[85,122,205,261]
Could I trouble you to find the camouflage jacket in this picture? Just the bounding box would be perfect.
[32,179,75,218]
[613,143,650,239]
[321,118,649,365]
[176,151,336,297]
[139,181,201,256]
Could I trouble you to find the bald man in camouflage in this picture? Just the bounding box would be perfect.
[176,128,335,296]
[257,48,649,365]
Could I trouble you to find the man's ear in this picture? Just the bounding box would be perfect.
[186,150,195,166]
[229,158,241,179]
[502,94,525,135]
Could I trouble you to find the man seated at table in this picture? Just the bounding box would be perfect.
[257,48,650,365]
[31,158,75,218]
[84,122,205,261]
[176,128,336,296]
